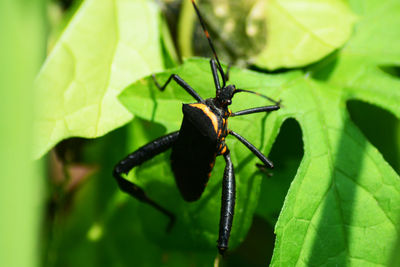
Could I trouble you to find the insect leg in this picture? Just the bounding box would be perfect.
[113,131,179,231]
[217,148,236,255]
[152,74,203,102]
[234,89,281,105]
[228,130,274,168]
[231,105,280,117]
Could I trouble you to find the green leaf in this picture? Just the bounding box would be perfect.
[270,78,400,266]
[120,49,400,263]
[311,0,400,117]
[271,0,400,265]
[33,0,164,159]
[256,0,356,69]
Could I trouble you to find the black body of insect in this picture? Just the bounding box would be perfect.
[113,0,280,255]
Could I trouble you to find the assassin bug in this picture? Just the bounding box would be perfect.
[113,0,280,255]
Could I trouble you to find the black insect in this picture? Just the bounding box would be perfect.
[113,0,280,255]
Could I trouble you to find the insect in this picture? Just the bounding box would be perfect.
[113,0,280,255]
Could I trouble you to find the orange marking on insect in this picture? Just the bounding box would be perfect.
[223,118,228,128]
[189,103,219,133]
[221,146,227,154]
[218,127,223,137]
[204,30,210,38]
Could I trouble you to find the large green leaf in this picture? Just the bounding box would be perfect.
[270,79,400,266]
[120,44,400,265]
[33,0,164,159]
[270,0,400,265]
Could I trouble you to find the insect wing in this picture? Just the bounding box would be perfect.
[171,115,218,202]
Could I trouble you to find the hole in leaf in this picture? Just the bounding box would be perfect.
[257,118,304,225]
[379,65,400,78]
[347,100,400,175]
[222,216,275,267]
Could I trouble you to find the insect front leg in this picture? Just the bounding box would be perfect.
[229,130,274,169]
[151,74,203,102]
[217,148,236,255]
[113,131,179,231]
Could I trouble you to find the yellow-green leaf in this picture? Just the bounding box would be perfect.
[256,0,356,69]
[33,0,164,159]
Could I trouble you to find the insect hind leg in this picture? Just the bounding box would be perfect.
[113,131,179,231]
[217,148,236,255]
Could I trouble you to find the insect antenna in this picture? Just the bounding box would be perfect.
[234,89,281,105]
[191,0,226,87]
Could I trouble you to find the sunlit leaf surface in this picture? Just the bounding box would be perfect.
[256,0,356,69]
[271,0,400,265]
[33,0,164,159]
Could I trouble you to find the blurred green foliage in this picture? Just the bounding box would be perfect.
[0,1,46,267]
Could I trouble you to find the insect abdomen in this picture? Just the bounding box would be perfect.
[171,116,217,202]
